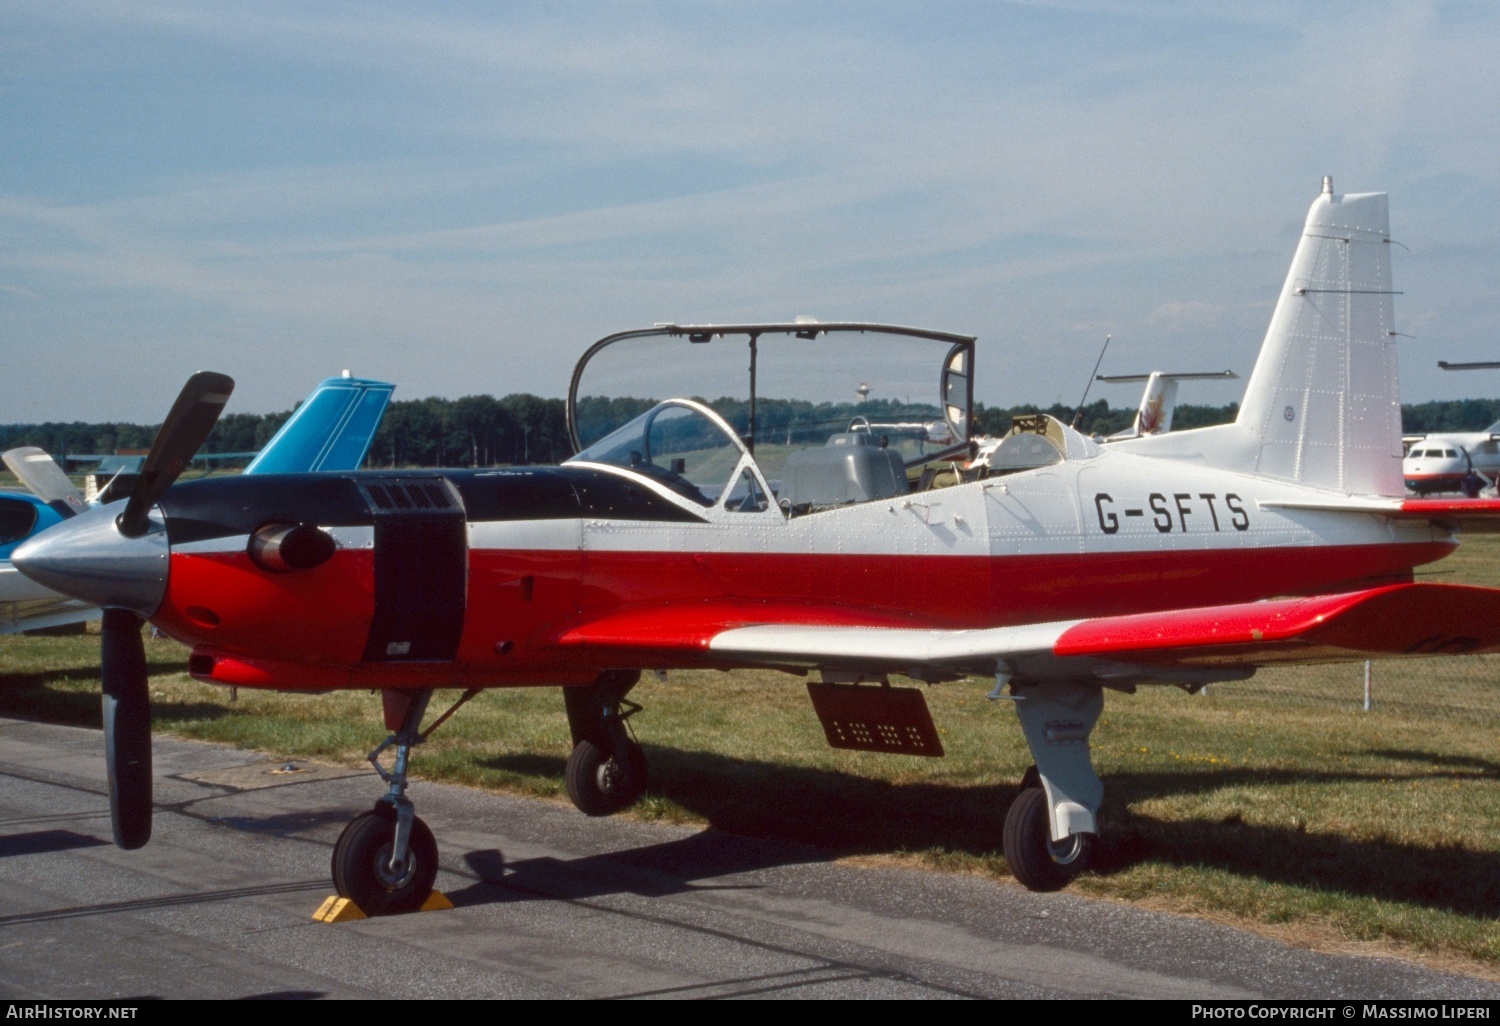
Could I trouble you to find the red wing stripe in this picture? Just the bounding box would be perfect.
[1054,583,1500,661]
[1399,498,1500,516]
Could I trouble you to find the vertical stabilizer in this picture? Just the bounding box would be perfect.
[1135,372,1178,435]
[1235,183,1402,495]
[245,377,395,474]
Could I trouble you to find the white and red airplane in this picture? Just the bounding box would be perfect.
[1401,362,1500,495]
[16,178,1500,914]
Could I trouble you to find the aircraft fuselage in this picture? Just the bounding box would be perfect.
[127,451,1451,693]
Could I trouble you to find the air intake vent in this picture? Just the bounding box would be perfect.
[359,478,461,515]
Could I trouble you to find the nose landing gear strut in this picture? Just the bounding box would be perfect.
[330,687,478,915]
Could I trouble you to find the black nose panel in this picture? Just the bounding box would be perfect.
[359,478,467,663]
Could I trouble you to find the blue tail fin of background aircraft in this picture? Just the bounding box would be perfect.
[244,376,395,475]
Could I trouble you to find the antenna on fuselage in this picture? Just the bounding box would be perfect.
[1071,334,1112,428]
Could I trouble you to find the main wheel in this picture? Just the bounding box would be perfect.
[1002,786,1093,892]
[565,737,648,817]
[331,810,439,915]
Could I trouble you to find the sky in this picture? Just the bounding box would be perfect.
[3,1,1500,422]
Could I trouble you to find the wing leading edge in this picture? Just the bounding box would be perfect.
[555,583,1500,684]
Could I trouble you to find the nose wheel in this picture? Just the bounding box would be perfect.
[329,687,481,915]
[332,807,439,915]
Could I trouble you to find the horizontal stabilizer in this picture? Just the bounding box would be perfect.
[1265,496,1500,534]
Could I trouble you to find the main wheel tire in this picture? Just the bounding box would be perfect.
[565,737,648,817]
[1002,786,1093,892]
[331,810,439,915]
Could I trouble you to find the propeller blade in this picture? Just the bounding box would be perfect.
[117,371,234,539]
[2,447,87,517]
[100,608,152,849]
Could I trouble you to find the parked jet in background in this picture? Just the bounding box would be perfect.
[0,374,394,634]
[1097,370,1239,439]
[18,180,1500,913]
[1401,361,1500,495]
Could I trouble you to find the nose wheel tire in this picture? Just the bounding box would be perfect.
[565,737,648,816]
[331,810,439,915]
[1003,785,1093,892]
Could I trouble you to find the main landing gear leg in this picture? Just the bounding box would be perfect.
[1003,681,1105,892]
[562,670,648,817]
[331,688,473,915]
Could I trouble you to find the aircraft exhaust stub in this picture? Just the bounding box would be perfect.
[248,522,337,573]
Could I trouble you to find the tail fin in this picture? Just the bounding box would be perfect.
[1133,372,1176,436]
[1234,181,1402,495]
[1119,181,1402,496]
[244,376,395,475]
[1100,370,1237,440]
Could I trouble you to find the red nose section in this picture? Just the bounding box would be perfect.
[154,549,376,663]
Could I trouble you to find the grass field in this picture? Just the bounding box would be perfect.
[1,536,1498,973]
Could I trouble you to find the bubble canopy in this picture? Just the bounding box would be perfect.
[566,322,977,480]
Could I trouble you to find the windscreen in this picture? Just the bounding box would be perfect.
[568,401,742,506]
[570,328,972,485]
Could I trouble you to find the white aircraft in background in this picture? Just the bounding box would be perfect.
[1401,361,1500,496]
[1097,370,1239,440]
[970,369,1238,473]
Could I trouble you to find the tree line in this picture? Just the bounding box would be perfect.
[3,394,1497,469]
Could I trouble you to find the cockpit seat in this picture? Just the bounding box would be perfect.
[780,432,908,510]
[987,430,1065,473]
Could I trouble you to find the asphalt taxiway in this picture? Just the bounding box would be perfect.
[0,716,1494,1000]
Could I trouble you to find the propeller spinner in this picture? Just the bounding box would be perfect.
[12,371,233,850]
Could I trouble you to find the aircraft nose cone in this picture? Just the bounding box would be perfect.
[11,501,169,618]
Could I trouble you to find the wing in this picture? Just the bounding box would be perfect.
[554,583,1500,685]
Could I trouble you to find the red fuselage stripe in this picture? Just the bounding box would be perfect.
[155,539,1450,688]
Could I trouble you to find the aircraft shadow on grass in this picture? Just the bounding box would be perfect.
[471,744,1500,918]
[0,662,216,728]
